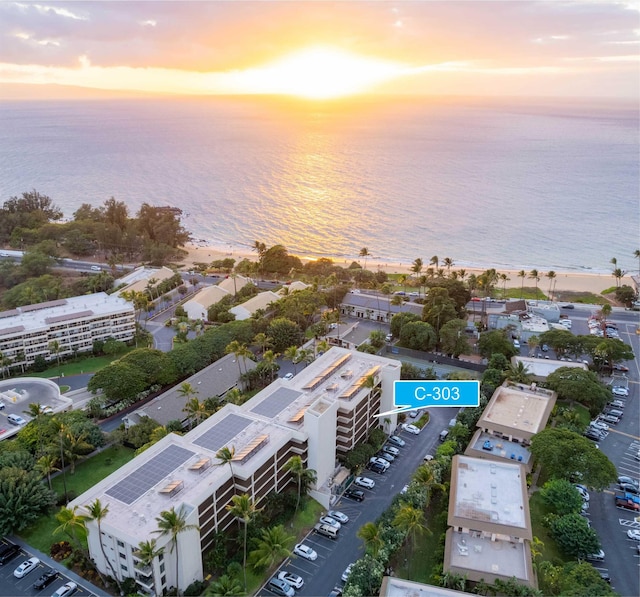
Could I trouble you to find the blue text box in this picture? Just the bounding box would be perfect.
[392,380,480,412]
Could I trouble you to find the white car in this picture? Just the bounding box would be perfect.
[51,582,78,597]
[7,414,26,425]
[627,529,640,541]
[90,265,101,271]
[401,484,409,494]
[354,476,375,489]
[319,515,341,529]
[369,457,390,470]
[387,435,406,447]
[612,387,629,397]
[283,373,294,381]
[13,557,40,578]
[341,563,355,582]
[277,571,304,589]
[574,484,589,502]
[590,420,609,431]
[293,544,317,561]
[327,510,349,524]
[401,423,421,435]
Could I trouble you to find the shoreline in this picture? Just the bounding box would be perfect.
[183,242,622,296]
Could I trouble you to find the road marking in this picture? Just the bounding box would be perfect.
[619,518,640,528]
[606,429,640,441]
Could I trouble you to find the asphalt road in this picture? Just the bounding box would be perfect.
[583,312,640,597]
[258,406,459,597]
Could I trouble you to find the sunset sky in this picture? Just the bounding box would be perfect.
[1,1,638,99]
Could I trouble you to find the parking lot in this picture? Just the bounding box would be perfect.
[0,540,98,597]
[258,405,458,597]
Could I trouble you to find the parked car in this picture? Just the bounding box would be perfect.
[0,400,5,410]
[562,304,575,309]
[293,544,317,561]
[401,484,410,494]
[612,364,629,372]
[13,557,40,578]
[541,344,549,351]
[319,515,341,529]
[574,485,589,502]
[627,529,640,541]
[385,334,393,342]
[375,450,395,462]
[7,414,26,425]
[369,456,390,469]
[584,429,605,441]
[341,563,355,582]
[354,476,375,489]
[327,510,349,524]
[0,543,21,564]
[617,476,639,488]
[401,423,420,435]
[343,488,365,502]
[277,571,304,589]
[266,578,295,597]
[366,461,386,475]
[590,420,609,431]
[619,483,640,495]
[33,568,58,590]
[51,582,78,597]
[611,387,629,397]
[585,549,605,562]
[387,435,406,447]
[381,445,399,457]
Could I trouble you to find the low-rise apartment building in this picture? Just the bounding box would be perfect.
[444,455,535,588]
[0,293,135,371]
[70,347,400,595]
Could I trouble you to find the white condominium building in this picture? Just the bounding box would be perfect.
[0,292,135,371]
[70,347,400,595]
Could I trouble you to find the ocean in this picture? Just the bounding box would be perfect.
[0,95,637,274]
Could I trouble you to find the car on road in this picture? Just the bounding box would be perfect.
[369,456,390,469]
[0,542,21,564]
[617,476,639,488]
[51,582,78,597]
[33,568,58,590]
[266,577,295,597]
[401,423,420,435]
[611,387,629,397]
[0,400,4,410]
[319,515,341,529]
[354,476,375,489]
[341,563,355,582]
[293,544,317,561]
[343,488,365,502]
[283,373,294,381]
[277,571,304,589]
[612,364,629,372]
[619,483,640,495]
[14,557,40,578]
[562,304,575,309]
[7,413,26,425]
[327,510,349,524]
[541,344,549,351]
[387,435,406,447]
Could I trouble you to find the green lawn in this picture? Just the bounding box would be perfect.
[18,348,136,380]
[529,491,570,567]
[502,287,548,301]
[18,445,135,554]
[555,400,591,428]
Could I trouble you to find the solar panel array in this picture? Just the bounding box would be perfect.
[193,413,252,453]
[105,444,195,505]
[250,387,302,418]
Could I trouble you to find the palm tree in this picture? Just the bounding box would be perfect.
[398,274,408,294]
[527,335,540,356]
[600,304,612,337]
[153,506,199,596]
[252,332,271,354]
[612,267,626,287]
[505,362,532,384]
[182,397,209,428]
[443,257,454,272]
[224,388,244,406]
[283,346,300,373]
[261,349,279,382]
[518,270,526,298]
[0,351,11,379]
[177,381,198,402]
[216,445,236,483]
[359,247,371,270]
[248,524,294,571]
[458,268,466,281]
[499,273,510,298]
[430,255,439,269]
[85,499,124,595]
[227,494,260,591]
[24,402,46,418]
[411,258,423,277]
[225,341,252,380]
[35,453,59,490]
[134,538,164,592]
[282,456,317,517]
[529,269,540,299]
[205,574,243,596]
[54,505,89,553]
[315,339,329,357]
[357,522,383,557]
[634,249,640,275]
[546,271,557,301]
[393,504,430,549]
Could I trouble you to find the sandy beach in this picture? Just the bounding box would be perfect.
[181,243,619,296]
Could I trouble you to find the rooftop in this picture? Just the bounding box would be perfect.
[114,266,175,293]
[466,430,533,471]
[449,455,530,536]
[0,293,133,337]
[478,382,556,437]
[513,356,587,379]
[341,292,423,317]
[380,577,474,597]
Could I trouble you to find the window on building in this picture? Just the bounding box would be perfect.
[117,540,124,547]
[161,575,166,586]
[120,564,128,572]
[160,563,165,573]
[119,553,126,559]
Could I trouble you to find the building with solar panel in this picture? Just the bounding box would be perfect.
[70,346,400,595]
[0,292,135,371]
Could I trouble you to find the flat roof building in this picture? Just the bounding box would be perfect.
[0,293,135,371]
[512,356,587,381]
[71,347,400,595]
[379,577,475,597]
[444,455,535,588]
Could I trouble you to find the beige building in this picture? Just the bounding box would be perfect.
[444,455,535,588]
[512,356,587,381]
[217,274,252,295]
[70,347,400,595]
[229,291,279,320]
[0,293,135,371]
[465,382,556,471]
[182,285,231,321]
[380,577,474,596]
[115,266,176,295]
